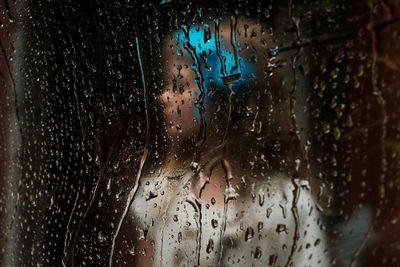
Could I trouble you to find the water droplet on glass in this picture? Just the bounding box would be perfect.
[206,239,214,254]
[245,227,255,242]
[98,231,105,243]
[254,246,262,259]
[211,219,218,229]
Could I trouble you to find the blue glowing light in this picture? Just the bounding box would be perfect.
[175,25,255,120]
[176,26,254,92]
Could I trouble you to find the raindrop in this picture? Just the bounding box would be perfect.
[98,231,105,243]
[254,246,262,259]
[276,224,288,234]
[206,239,214,254]
[211,219,219,229]
[245,227,255,242]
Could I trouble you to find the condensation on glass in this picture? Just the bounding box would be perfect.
[0,0,400,267]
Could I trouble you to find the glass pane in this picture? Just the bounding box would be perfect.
[1,1,400,266]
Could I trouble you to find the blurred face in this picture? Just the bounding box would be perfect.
[157,15,295,209]
[159,16,293,152]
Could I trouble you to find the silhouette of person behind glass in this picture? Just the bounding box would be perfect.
[124,7,331,267]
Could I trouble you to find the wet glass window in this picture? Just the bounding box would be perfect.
[1,0,400,266]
